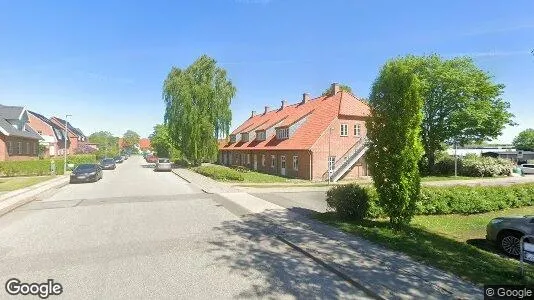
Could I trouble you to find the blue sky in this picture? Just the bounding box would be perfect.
[0,0,532,143]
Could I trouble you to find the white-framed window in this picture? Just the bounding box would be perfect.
[241,153,245,165]
[262,154,266,167]
[293,155,299,171]
[340,124,348,136]
[354,124,361,136]
[281,155,286,170]
[276,128,289,139]
[328,156,336,171]
[241,133,249,142]
[230,135,236,143]
[235,154,239,164]
[7,141,13,155]
[247,154,251,164]
[18,142,22,154]
[256,131,266,141]
[271,155,275,168]
[26,142,30,154]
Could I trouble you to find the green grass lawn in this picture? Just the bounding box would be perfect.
[192,165,292,183]
[315,206,534,285]
[421,175,507,182]
[0,176,55,192]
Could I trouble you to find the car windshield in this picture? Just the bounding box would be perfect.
[102,159,114,163]
[159,159,170,163]
[75,164,96,171]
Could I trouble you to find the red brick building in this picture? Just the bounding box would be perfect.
[27,111,69,157]
[219,83,370,181]
[0,105,42,161]
[49,117,87,155]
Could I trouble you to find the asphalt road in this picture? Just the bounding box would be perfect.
[0,156,368,299]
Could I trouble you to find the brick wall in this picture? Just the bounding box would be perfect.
[0,135,39,161]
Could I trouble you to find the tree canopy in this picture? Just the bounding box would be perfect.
[149,124,171,158]
[366,56,425,227]
[321,83,352,96]
[163,55,236,165]
[122,130,140,150]
[88,131,119,157]
[513,129,534,151]
[406,55,514,173]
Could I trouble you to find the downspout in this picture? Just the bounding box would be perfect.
[308,149,313,181]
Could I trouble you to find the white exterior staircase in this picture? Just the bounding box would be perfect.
[325,137,368,182]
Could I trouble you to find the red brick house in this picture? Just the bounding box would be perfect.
[27,111,69,157]
[0,105,42,161]
[219,83,370,181]
[49,117,87,155]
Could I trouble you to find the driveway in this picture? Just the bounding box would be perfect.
[0,156,367,299]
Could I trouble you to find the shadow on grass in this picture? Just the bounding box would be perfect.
[315,212,534,285]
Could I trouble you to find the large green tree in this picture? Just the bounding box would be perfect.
[321,83,352,96]
[366,57,425,227]
[404,55,514,173]
[513,129,534,151]
[88,131,119,156]
[163,55,236,165]
[122,130,140,152]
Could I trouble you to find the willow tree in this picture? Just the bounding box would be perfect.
[163,55,236,165]
[366,57,424,227]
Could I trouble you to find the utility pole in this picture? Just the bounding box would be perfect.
[64,114,72,173]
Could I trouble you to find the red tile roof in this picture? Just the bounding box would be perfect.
[139,138,151,150]
[221,91,369,151]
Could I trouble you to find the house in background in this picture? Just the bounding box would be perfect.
[27,111,69,157]
[139,138,151,151]
[219,83,370,181]
[49,116,87,154]
[0,105,42,161]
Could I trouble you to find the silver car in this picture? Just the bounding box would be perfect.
[487,215,534,257]
[521,164,534,175]
[155,158,172,172]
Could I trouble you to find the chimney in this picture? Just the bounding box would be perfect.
[264,106,270,115]
[281,100,287,109]
[332,83,340,95]
[302,93,310,103]
[251,111,256,118]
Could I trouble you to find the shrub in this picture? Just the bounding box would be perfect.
[433,155,513,177]
[326,184,372,220]
[192,166,244,181]
[0,159,65,176]
[67,154,97,165]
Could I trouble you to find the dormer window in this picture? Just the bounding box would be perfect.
[230,135,236,143]
[241,133,249,142]
[256,131,266,141]
[276,128,289,140]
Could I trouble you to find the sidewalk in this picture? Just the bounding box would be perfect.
[182,170,481,299]
[172,168,239,193]
[0,176,69,217]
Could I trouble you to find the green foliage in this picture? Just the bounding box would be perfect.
[366,56,425,227]
[405,55,514,172]
[163,55,236,166]
[325,184,371,220]
[89,131,119,158]
[513,128,534,151]
[122,130,140,152]
[434,155,513,177]
[0,155,97,177]
[67,154,97,165]
[321,83,352,96]
[149,124,181,160]
[192,165,244,181]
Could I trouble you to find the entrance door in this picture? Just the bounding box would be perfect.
[280,156,286,176]
[253,154,258,170]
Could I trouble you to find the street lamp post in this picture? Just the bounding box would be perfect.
[64,114,72,173]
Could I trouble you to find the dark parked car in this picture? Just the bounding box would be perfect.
[70,164,103,183]
[487,215,534,257]
[114,156,124,164]
[100,158,116,170]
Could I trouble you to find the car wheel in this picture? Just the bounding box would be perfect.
[498,231,522,257]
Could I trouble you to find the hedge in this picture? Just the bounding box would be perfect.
[0,155,98,177]
[192,165,244,181]
[327,183,534,219]
[434,155,513,177]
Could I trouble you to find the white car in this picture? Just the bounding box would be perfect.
[520,164,534,175]
[155,158,172,172]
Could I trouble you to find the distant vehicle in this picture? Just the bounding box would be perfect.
[114,156,124,164]
[100,158,116,170]
[70,164,103,183]
[155,158,172,172]
[520,164,534,175]
[146,154,158,164]
[487,215,534,257]
[121,155,127,161]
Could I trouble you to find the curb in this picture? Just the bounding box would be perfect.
[0,176,69,217]
[171,170,192,183]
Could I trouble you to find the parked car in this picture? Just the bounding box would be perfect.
[520,164,534,175]
[146,154,158,164]
[486,215,534,257]
[155,158,172,172]
[100,158,116,170]
[114,156,124,164]
[70,164,103,183]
